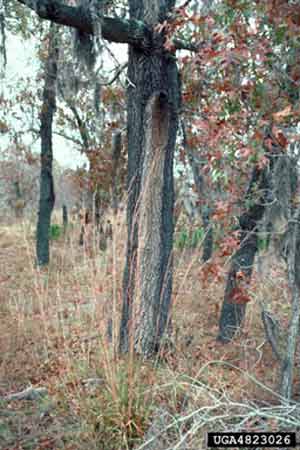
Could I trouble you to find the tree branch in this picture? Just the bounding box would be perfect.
[16,0,197,53]
[16,0,152,50]
[28,125,83,147]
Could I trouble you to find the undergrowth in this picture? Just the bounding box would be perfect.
[0,213,299,449]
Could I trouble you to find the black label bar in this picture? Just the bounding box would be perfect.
[207,432,296,448]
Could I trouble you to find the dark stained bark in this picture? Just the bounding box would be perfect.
[217,149,276,342]
[79,225,84,246]
[111,131,122,215]
[36,24,58,266]
[202,209,213,262]
[13,180,25,218]
[119,0,179,356]
[62,204,68,230]
[94,189,101,228]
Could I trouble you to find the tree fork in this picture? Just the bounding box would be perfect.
[17,0,196,52]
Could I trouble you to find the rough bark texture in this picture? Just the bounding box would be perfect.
[119,0,179,355]
[218,150,276,342]
[36,24,58,266]
[280,192,300,401]
[134,92,170,355]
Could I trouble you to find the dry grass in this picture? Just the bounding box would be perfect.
[0,213,299,449]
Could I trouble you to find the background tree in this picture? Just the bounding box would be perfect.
[36,23,58,266]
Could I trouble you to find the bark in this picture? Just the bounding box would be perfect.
[217,151,276,342]
[62,204,68,230]
[119,0,179,356]
[94,189,101,228]
[36,23,58,266]
[17,0,152,50]
[13,180,25,218]
[17,0,196,52]
[111,130,122,215]
[280,199,300,401]
[202,208,213,262]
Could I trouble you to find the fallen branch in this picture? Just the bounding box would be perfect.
[2,386,48,402]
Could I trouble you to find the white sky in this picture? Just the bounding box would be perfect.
[3,33,127,170]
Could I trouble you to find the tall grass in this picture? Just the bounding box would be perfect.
[0,211,298,449]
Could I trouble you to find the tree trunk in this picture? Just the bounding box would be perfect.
[218,154,275,342]
[13,180,25,219]
[280,171,300,401]
[111,130,122,215]
[119,0,179,356]
[15,0,181,357]
[202,208,213,262]
[36,24,58,266]
[62,204,68,231]
[188,154,213,262]
[280,208,300,400]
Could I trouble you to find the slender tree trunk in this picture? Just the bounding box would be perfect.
[111,130,122,215]
[62,204,68,231]
[13,180,25,218]
[119,0,179,356]
[202,208,213,262]
[36,24,58,266]
[188,154,213,262]
[218,145,277,342]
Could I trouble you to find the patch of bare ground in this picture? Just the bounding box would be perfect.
[0,217,299,450]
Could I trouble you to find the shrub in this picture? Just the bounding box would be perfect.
[175,227,204,250]
[190,227,204,248]
[49,224,62,240]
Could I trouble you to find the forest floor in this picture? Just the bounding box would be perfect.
[0,213,299,450]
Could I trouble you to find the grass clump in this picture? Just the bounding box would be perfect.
[175,227,204,250]
[49,223,63,241]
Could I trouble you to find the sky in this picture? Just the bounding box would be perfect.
[3,31,127,170]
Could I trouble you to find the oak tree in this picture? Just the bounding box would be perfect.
[12,0,189,356]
